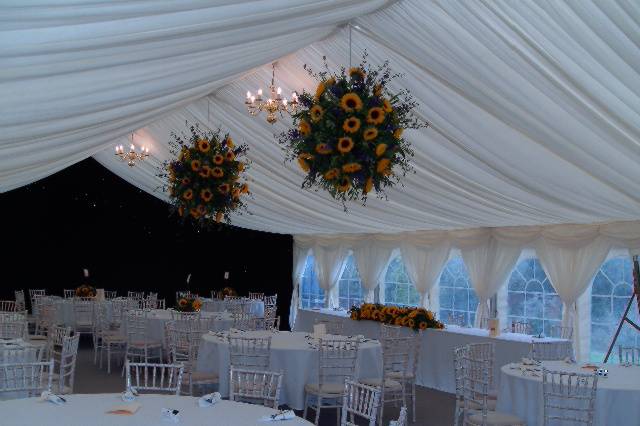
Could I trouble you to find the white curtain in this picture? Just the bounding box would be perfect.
[353,242,393,303]
[535,227,612,360]
[400,238,451,309]
[312,244,348,309]
[289,244,310,329]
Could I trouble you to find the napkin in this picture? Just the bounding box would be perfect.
[40,390,66,405]
[121,388,138,401]
[161,408,180,423]
[107,403,141,415]
[198,392,222,407]
[260,410,296,422]
[521,357,540,366]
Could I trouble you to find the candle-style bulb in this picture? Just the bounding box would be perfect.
[130,144,135,151]
[257,88,263,96]
[246,91,251,99]
[277,87,282,95]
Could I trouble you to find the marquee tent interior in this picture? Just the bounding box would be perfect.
[2,1,640,424]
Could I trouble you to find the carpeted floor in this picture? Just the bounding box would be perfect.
[73,339,455,425]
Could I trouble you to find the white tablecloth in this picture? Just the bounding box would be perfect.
[196,330,382,410]
[55,299,114,326]
[497,361,640,426]
[294,308,570,393]
[201,299,264,317]
[0,393,313,426]
[144,310,234,347]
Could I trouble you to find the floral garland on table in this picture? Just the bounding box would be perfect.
[176,296,202,312]
[279,53,426,206]
[75,284,96,298]
[221,287,238,298]
[349,303,443,331]
[162,124,250,225]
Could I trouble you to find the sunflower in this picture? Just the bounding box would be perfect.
[178,298,188,307]
[200,188,213,202]
[182,189,193,201]
[375,144,387,157]
[314,82,325,100]
[178,147,189,161]
[426,311,434,321]
[196,204,206,215]
[218,183,230,194]
[211,167,224,178]
[197,138,211,153]
[408,310,418,319]
[232,188,240,200]
[366,107,385,125]
[394,317,403,326]
[299,119,311,136]
[225,137,235,148]
[342,117,361,134]
[190,160,201,171]
[342,163,362,173]
[408,319,416,329]
[326,77,336,86]
[299,152,314,160]
[364,177,374,194]
[323,168,339,180]
[241,183,249,194]
[340,93,363,113]
[225,151,236,161]
[215,211,223,223]
[337,137,354,154]
[213,154,224,165]
[393,128,404,139]
[336,176,351,192]
[419,321,428,330]
[376,158,391,174]
[382,99,393,113]
[373,84,383,97]
[238,163,245,172]
[178,206,185,217]
[297,156,310,172]
[181,177,191,185]
[315,143,332,155]
[193,299,202,311]
[198,165,211,178]
[363,127,378,141]
[350,311,358,320]
[349,67,365,80]
[310,105,324,122]
[189,208,200,219]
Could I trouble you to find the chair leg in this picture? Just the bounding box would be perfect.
[412,381,416,423]
[378,390,385,426]
[314,396,322,425]
[107,344,111,374]
[303,393,309,420]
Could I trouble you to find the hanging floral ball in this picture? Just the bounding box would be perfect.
[163,124,250,225]
[279,53,426,205]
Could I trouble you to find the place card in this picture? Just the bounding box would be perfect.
[107,403,141,415]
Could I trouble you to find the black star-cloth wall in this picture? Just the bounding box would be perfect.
[0,159,294,328]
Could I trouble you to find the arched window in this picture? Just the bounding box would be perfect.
[338,255,364,309]
[439,256,478,326]
[383,256,420,306]
[507,258,562,336]
[591,257,639,362]
[299,255,324,309]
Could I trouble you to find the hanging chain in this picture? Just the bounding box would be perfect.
[348,22,352,69]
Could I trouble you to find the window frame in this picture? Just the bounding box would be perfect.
[438,254,478,327]
[382,254,420,307]
[299,254,325,309]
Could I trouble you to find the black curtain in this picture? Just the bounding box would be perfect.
[0,159,294,328]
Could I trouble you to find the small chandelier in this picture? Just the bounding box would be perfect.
[245,62,298,124]
[115,134,149,167]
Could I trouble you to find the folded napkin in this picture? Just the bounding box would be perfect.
[260,410,296,422]
[521,357,540,366]
[121,388,138,402]
[564,356,576,364]
[161,408,180,423]
[107,403,141,415]
[40,390,66,405]
[198,392,222,407]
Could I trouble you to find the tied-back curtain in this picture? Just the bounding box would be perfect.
[312,244,348,309]
[289,244,310,329]
[400,239,451,309]
[535,228,612,360]
[353,242,393,303]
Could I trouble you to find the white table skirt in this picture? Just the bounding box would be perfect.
[0,393,313,426]
[497,361,640,426]
[196,330,382,410]
[201,299,264,317]
[294,308,570,393]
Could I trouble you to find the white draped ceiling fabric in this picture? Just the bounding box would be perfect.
[3,1,640,357]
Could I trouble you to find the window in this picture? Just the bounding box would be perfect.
[591,257,640,362]
[383,256,420,306]
[507,258,562,336]
[299,255,324,309]
[338,255,364,309]
[439,256,478,326]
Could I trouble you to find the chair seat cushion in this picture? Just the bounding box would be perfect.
[467,398,497,411]
[190,371,219,383]
[304,382,345,395]
[387,371,414,380]
[359,377,403,390]
[467,411,524,425]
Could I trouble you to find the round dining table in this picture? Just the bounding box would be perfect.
[496,360,640,426]
[0,393,313,425]
[196,330,382,410]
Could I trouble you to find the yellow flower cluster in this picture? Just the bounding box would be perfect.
[349,303,443,331]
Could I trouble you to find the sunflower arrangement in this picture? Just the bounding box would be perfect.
[75,284,96,298]
[162,124,250,225]
[221,287,238,298]
[349,303,443,331]
[279,53,426,205]
[175,296,202,312]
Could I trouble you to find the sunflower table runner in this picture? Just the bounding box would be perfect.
[349,303,444,331]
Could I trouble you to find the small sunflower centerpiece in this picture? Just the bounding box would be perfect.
[349,303,443,331]
[221,287,238,298]
[279,53,426,205]
[75,284,96,298]
[162,124,250,225]
[176,296,202,312]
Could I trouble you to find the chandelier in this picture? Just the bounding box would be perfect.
[245,62,298,124]
[115,134,149,167]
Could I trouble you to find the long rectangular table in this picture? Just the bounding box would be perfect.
[293,308,570,394]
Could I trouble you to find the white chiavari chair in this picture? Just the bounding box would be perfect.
[542,369,598,426]
[233,312,256,331]
[550,325,573,340]
[229,367,283,409]
[127,291,144,300]
[453,346,467,426]
[0,321,27,340]
[0,359,54,399]
[0,311,28,323]
[264,294,278,307]
[176,290,192,301]
[94,303,126,373]
[110,298,137,329]
[468,343,496,396]
[125,360,184,395]
[63,290,75,299]
[252,316,281,331]
[45,325,72,364]
[340,380,381,426]
[123,309,163,375]
[0,301,17,312]
[33,297,58,338]
[104,291,117,299]
[166,325,218,395]
[509,321,531,335]
[531,341,574,362]
[461,353,525,426]
[28,289,46,311]
[389,406,408,426]
[618,346,639,366]
[249,292,265,300]
[1,346,45,364]
[380,324,403,339]
[211,290,223,300]
[53,333,80,394]
[448,312,467,327]
[228,299,250,315]
[170,310,201,321]
[228,335,272,370]
[71,298,94,340]
[385,331,420,423]
[304,337,360,425]
[314,318,344,335]
[14,290,26,312]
